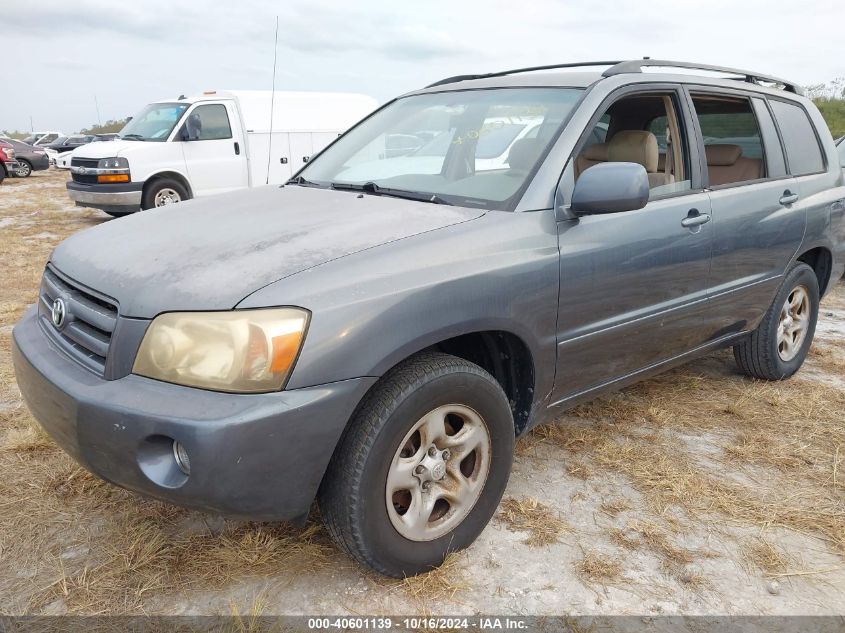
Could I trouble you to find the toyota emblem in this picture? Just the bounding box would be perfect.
[51,298,67,328]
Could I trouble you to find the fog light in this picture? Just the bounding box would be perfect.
[172,441,191,475]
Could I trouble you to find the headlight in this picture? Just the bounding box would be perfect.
[133,308,309,393]
[98,157,129,170]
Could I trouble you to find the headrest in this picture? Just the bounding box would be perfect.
[705,144,742,166]
[608,130,658,173]
[507,138,544,172]
[581,142,609,161]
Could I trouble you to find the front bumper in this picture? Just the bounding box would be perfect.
[12,306,376,521]
[67,180,143,212]
[29,154,50,171]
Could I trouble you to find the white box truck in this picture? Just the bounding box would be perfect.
[66,90,378,216]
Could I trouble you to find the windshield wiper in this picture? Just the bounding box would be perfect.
[121,134,146,141]
[330,182,452,205]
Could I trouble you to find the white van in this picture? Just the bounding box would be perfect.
[66,90,378,216]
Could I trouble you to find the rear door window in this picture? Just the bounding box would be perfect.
[769,100,825,175]
[689,94,765,187]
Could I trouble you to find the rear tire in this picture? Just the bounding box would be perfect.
[142,178,189,210]
[16,160,32,177]
[733,262,819,380]
[319,352,514,577]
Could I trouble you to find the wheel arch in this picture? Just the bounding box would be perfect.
[796,245,834,296]
[349,327,537,437]
[142,171,194,200]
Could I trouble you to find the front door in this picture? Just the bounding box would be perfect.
[180,101,249,197]
[551,87,713,404]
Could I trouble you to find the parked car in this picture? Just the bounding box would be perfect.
[65,90,378,216]
[3,139,50,177]
[54,150,75,170]
[21,131,64,146]
[44,135,95,155]
[12,60,845,577]
[0,140,21,184]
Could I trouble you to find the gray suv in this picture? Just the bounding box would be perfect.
[12,60,845,577]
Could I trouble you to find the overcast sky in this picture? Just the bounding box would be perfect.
[1,0,842,133]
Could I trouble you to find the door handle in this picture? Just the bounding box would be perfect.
[233,141,240,155]
[779,190,799,205]
[280,157,288,164]
[681,209,711,228]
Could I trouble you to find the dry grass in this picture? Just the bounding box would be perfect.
[742,537,795,575]
[599,498,632,518]
[528,347,845,556]
[497,497,571,546]
[575,551,623,584]
[398,552,469,603]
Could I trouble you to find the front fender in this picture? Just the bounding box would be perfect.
[237,209,561,408]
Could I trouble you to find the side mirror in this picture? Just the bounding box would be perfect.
[570,162,650,215]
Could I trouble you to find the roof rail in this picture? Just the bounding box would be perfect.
[426,59,803,95]
[426,61,624,88]
[602,59,802,94]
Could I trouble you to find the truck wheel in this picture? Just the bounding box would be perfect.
[16,160,32,177]
[142,178,189,210]
[319,352,514,577]
[733,262,819,380]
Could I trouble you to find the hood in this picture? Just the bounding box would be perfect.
[71,139,150,160]
[51,185,485,318]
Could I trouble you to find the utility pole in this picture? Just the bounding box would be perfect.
[29,116,34,133]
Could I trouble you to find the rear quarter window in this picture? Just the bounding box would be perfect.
[769,100,825,175]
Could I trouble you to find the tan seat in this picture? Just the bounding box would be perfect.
[574,142,608,177]
[705,144,762,186]
[607,130,670,188]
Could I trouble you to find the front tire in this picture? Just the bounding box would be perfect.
[733,262,819,380]
[142,178,189,210]
[319,352,514,577]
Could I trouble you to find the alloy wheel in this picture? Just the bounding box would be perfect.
[385,404,491,542]
[777,285,810,361]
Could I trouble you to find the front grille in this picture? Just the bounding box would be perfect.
[38,266,118,375]
[71,158,99,168]
[70,157,99,184]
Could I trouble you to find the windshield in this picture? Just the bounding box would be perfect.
[297,88,583,209]
[119,102,189,142]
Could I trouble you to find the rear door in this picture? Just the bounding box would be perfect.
[687,89,804,336]
[179,101,249,197]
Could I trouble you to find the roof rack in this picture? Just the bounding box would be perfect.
[602,59,802,94]
[426,59,802,94]
[425,61,624,88]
